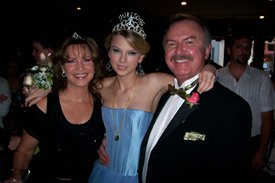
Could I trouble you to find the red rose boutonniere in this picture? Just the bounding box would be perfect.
[168,81,200,109]
[185,92,200,108]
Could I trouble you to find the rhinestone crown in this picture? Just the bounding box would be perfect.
[112,12,146,39]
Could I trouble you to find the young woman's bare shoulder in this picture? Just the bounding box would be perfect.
[145,72,173,84]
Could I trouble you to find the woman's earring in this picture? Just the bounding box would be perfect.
[137,63,145,75]
[62,71,66,78]
[106,61,113,72]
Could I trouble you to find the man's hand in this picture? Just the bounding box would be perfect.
[97,135,110,166]
[197,64,216,93]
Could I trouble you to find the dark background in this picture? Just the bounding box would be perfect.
[1,0,274,72]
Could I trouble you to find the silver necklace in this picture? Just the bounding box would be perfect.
[112,76,137,141]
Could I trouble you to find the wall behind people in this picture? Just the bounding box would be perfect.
[1,4,274,75]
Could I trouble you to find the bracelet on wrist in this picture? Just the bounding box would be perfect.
[11,169,30,181]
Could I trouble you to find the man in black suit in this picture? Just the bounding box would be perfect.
[138,13,252,183]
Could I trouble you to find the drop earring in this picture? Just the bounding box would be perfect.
[137,63,145,75]
[62,71,66,78]
[106,61,113,72]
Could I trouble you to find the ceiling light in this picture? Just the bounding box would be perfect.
[181,1,187,6]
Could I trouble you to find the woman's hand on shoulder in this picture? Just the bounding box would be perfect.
[198,64,216,93]
[23,86,51,107]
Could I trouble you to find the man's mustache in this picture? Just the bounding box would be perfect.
[172,55,193,61]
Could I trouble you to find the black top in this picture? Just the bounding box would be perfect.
[24,92,105,183]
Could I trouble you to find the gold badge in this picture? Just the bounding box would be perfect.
[183,131,205,141]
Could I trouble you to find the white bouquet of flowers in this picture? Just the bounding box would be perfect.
[23,65,54,90]
[23,52,54,90]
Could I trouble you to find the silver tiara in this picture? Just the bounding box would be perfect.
[112,12,146,39]
[72,32,82,39]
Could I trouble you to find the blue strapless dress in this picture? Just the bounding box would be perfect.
[88,106,153,183]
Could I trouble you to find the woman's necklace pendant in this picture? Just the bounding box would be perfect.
[114,134,119,141]
[112,76,137,142]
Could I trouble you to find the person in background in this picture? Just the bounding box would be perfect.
[0,76,12,181]
[31,34,55,67]
[138,13,252,182]
[0,76,12,129]
[218,34,275,182]
[89,12,216,183]
[0,56,23,182]
[22,33,58,107]
[3,34,60,182]
[4,35,105,183]
[2,56,25,150]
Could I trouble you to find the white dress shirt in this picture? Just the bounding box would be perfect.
[218,64,275,136]
[142,75,199,183]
